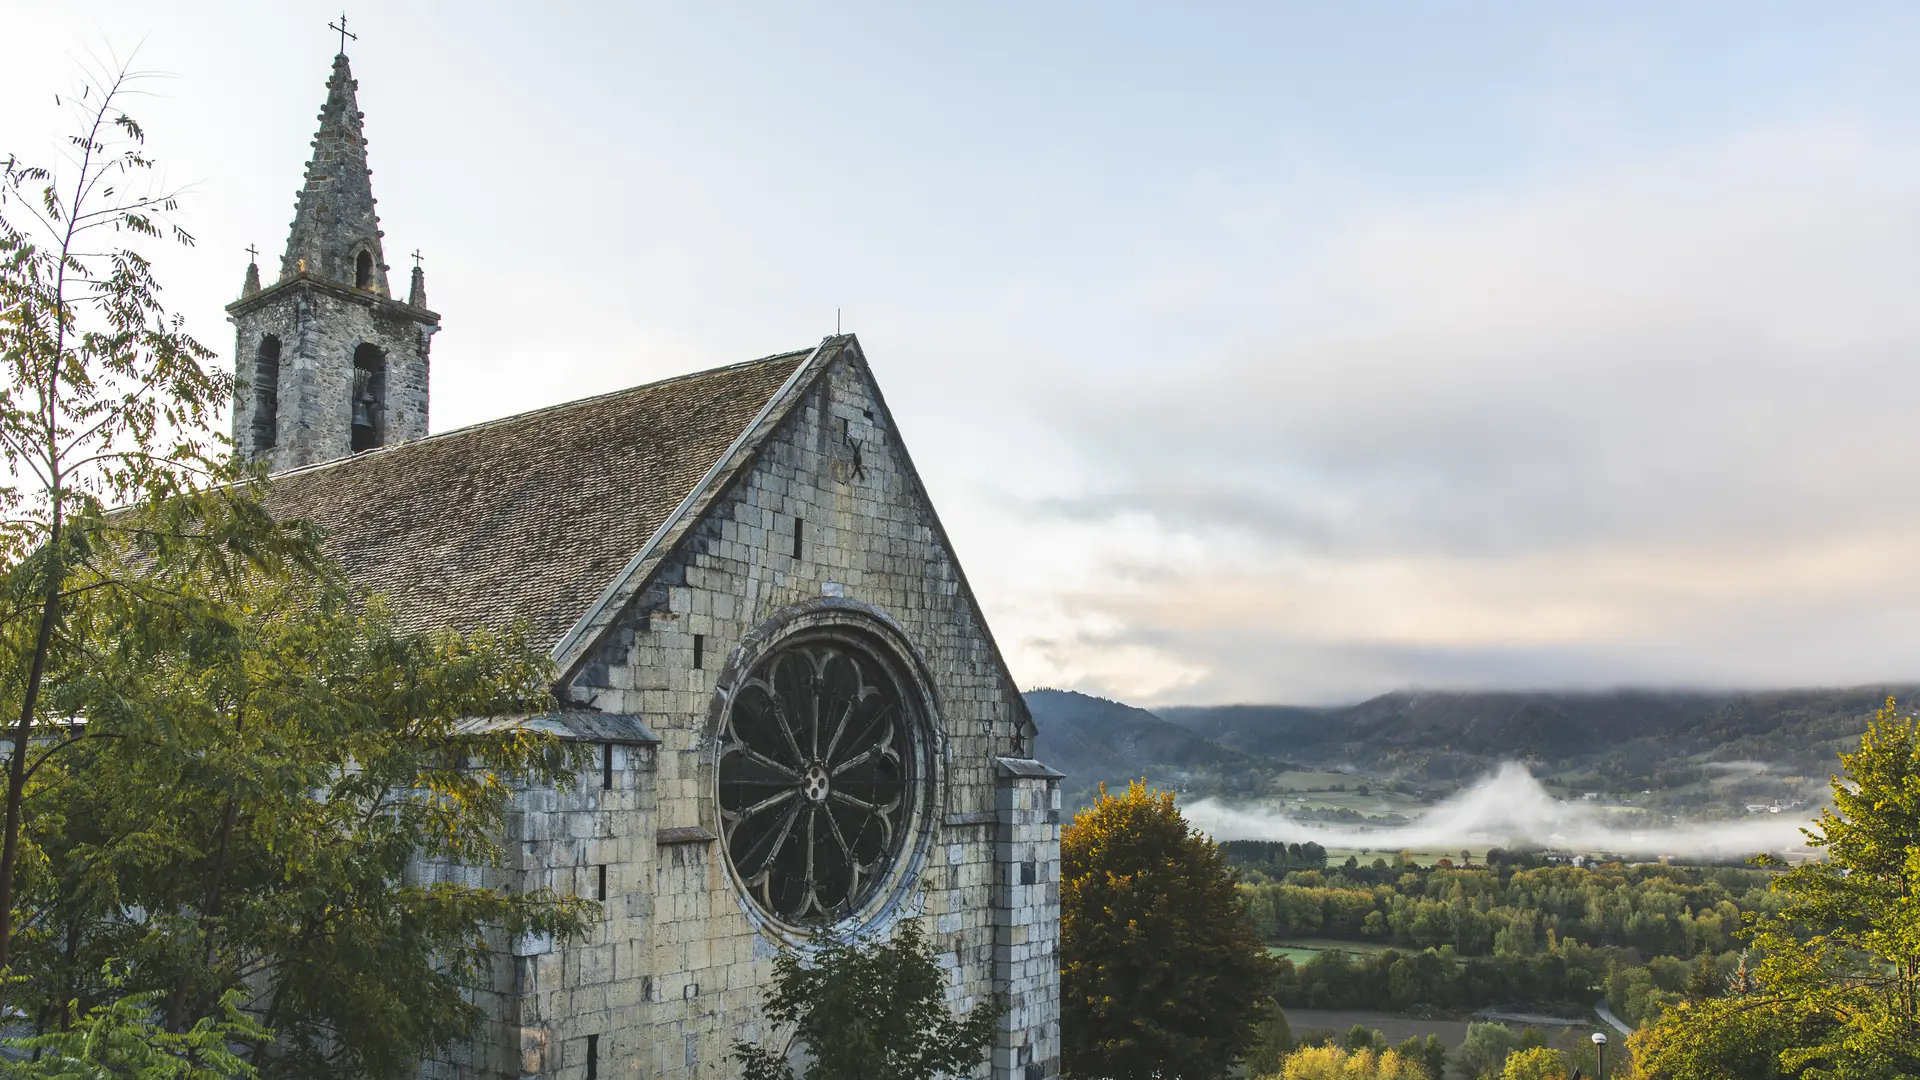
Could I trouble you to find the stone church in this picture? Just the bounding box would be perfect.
[225,49,1062,1080]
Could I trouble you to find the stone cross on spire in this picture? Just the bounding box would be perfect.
[279,51,387,293]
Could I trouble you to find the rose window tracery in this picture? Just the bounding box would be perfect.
[717,638,917,925]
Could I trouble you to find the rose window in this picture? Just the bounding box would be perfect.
[717,638,916,925]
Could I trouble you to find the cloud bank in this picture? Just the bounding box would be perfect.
[1184,762,1816,860]
[1010,122,1920,704]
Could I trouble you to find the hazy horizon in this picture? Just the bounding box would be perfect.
[1053,679,1920,713]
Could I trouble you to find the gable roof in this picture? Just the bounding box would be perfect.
[265,334,1031,732]
[262,344,819,651]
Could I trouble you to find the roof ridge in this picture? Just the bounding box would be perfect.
[549,336,843,672]
[265,348,816,483]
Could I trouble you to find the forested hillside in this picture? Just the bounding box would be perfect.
[1028,685,1919,794]
[1026,689,1285,806]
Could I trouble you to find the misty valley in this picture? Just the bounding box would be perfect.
[1026,685,1910,1068]
[1024,685,1900,859]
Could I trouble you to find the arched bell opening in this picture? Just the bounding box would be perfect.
[251,335,282,451]
[354,249,374,289]
[351,343,386,452]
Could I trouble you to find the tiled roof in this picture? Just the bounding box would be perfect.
[263,348,812,651]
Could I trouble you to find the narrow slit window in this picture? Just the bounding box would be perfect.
[792,515,804,559]
[601,743,613,790]
[596,864,607,902]
[585,1034,598,1080]
[692,634,705,670]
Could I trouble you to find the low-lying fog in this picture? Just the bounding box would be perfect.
[1185,762,1819,860]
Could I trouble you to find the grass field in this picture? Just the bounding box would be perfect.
[1318,847,1491,868]
[1283,1008,1475,1050]
[1267,938,1394,964]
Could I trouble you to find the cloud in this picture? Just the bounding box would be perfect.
[1185,762,1815,859]
[1006,121,1920,704]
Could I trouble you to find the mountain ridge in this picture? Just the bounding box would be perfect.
[1027,684,1920,795]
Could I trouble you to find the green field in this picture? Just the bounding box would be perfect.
[1267,937,1394,964]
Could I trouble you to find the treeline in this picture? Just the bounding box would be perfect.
[1275,936,1722,1024]
[1236,854,1782,1024]
[1237,857,1781,959]
[1220,840,1330,875]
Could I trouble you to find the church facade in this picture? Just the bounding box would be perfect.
[227,52,1062,1080]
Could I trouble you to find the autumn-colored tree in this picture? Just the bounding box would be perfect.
[1062,781,1276,1080]
[1499,1046,1570,1080]
[1630,700,1920,1080]
[1276,1045,1429,1080]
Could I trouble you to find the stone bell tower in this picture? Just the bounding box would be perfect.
[228,48,437,472]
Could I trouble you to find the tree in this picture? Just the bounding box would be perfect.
[1630,700,1920,1079]
[1,59,595,1076]
[731,917,996,1080]
[15,546,595,1078]
[1458,1022,1521,1079]
[1061,781,1277,1080]
[0,56,239,974]
[1244,1005,1294,1077]
[2,966,265,1080]
[1276,1045,1429,1080]
[1499,1047,1570,1080]
[1396,1035,1448,1080]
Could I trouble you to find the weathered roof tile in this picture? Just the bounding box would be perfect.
[263,349,810,650]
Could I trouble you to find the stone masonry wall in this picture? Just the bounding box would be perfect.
[418,736,659,1080]
[504,348,1046,1080]
[230,282,433,470]
[993,766,1063,1080]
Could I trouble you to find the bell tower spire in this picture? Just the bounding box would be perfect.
[280,50,389,293]
[226,35,438,473]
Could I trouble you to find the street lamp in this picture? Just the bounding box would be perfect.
[1592,1031,1608,1078]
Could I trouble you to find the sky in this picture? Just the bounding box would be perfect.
[6,3,1920,706]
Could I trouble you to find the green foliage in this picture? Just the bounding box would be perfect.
[1238,860,1776,959]
[2,968,265,1080]
[732,918,996,1080]
[0,60,592,1079]
[1626,996,1809,1080]
[1631,700,1920,1079]
[13,542,594,1079]
[1240,853,1779,1019]
[0,54,242,975]
[1458,1022,1523,1080]
[1394,1035,1448,1080]
[1243,1006,1294,1077]
[1062,781,1277,1080]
